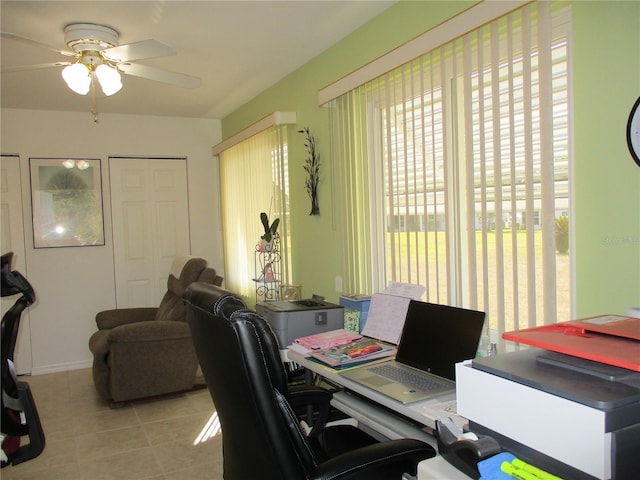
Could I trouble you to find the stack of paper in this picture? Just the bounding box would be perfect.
[288,282,425,368]
[294,329,362,350]
[287,329,360,356]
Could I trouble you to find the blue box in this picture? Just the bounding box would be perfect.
[339,295,372,333]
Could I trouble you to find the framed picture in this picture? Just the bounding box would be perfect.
[30,158,105,248]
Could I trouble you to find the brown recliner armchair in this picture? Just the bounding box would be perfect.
[89,256,223,405]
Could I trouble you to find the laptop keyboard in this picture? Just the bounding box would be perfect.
[369,364,448,392]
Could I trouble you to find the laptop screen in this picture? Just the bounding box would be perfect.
[396,300,485,381]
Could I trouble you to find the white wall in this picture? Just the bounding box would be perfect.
[0,108,222,374]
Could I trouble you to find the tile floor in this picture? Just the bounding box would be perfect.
[2,368,224,480]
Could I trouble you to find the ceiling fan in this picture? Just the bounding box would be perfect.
[1,23,202,97]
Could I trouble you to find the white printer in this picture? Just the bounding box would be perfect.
[255,299,344,347]
[456,348,640,479]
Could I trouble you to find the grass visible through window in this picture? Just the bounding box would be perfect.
[388,230,570,331]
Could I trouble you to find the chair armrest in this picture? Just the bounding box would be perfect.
[287,384,332,438]
[108,320,191,343]
[313,438,436,480]
[96,308,158,330]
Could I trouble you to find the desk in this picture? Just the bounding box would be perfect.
[288,351,474,478]
[417,456,472,479]
[288,350,467,449]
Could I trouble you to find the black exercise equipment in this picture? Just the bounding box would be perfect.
[1,252,45,467]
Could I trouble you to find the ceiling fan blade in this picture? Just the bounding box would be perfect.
[2,62,72,73]
[0,32,75,57]
[119,63,201,89]
[103,39,174,63]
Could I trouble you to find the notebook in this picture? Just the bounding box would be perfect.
[340,300,485,404]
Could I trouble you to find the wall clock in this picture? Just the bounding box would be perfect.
[627,96,640,167]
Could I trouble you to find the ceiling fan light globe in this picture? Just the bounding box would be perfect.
[95,64,122,96]
[62,63,91,95]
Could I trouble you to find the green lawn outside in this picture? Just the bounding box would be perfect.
[388,229,571,332]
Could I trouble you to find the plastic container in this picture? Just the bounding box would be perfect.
[339,294,372,333]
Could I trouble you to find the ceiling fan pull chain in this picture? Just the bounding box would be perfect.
[90,79,99,123]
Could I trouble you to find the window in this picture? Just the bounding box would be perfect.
[330,2,571,348]
[218,125,291,303]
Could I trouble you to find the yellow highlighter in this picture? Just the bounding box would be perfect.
[501,461,540,480]
[511,458,563,480]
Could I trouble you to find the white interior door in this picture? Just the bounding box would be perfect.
[110,157,190,308]
[0,154,32,374]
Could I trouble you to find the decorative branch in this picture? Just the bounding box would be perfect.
[299,127,320,215]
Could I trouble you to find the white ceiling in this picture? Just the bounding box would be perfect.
[1,1,394,119]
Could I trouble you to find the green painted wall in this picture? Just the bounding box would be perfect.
[222,1,640,317]
[572,1,640,316]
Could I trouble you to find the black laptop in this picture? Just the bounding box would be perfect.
[340,300,485,404]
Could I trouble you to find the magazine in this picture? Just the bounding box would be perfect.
[309,338,396,367]
[294,329,362,350]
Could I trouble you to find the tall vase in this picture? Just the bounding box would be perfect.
[309,193,319,216]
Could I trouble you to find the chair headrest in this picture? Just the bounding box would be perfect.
[170,255,203,278]
[167,256,207,296]
[184,282,247,317]
[198,267,224,287]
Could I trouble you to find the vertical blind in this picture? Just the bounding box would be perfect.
[330,2,571,348]
[219,125,290,302]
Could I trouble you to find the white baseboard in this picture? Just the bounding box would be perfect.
[28,359,93,376]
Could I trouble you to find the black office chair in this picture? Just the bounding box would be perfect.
[1,252,45,467]
[184,283,436,480]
